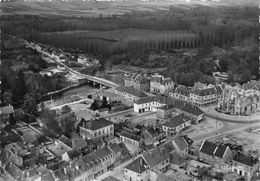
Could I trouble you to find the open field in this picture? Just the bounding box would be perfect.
[1,0,258,17]
[209,130,260,156]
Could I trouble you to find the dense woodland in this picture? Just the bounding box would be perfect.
[1,5,259,88]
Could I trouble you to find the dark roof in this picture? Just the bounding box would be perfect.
[146,127,161,137]
[59,135,72,148]
[199,141,217,155]
[118,142,130,157]
[101,176,121,181]
[175,85,190,96]
[66,150,81,159]
[109,143,122,155]
[95,146,113,159]
[120,131,142,142]
[173,100,204,116]
[233,154,258,167]
[142,147,170,168]
[199,140,229,158]
[72,138,88,148]
[125,157,149,174]
[215,85,223,95]
[0,105,14,115]
[134,95,172,105]
[151,75,173,85]
[192,87,217,96]
[214,145,227,158]
[80,118,113,131]
[126,73,149,84]
[163,114,191,128]
[115,86,148,99]
[173,136,188,151]
[82,153,100,168]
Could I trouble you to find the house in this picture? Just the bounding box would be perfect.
[232,154,259,180]
[142,126,166,146]
[142,146,171,173]
[0,105,14,125]
[124,73,150,91]
[150,74,175,95]
[162,114,191,136]
[169,85,190,102]
[114,86,148,102]
[79,118,114,140]
[119,131,143,148]
[171,135,189,158]
[124,157,150,181]
[199,140,233,165]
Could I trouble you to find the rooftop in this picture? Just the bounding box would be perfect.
[125,157,149,174]
[80,117,113,131]
[199,140,229,158]
[115,86,148,99]
[120,131,142,142]
[142,146,170,168]
[173,136,189,151]
[0,105,14,115]
[163,114,190,128]
[233,154,258,167]
[101,176,121,181]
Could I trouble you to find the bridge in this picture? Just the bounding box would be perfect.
[26,41,119,89]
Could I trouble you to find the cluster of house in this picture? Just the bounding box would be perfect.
[123,138,260,181]
[116,73,260,116]
[217,80,260,115]
[0,117,132,181]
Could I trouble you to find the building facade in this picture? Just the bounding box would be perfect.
[150,74,175,95]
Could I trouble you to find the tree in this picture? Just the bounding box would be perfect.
[40,108,61,137]
[61,105,72,114]
[9,113,16,126]
[2,90,12,106]
[22,93,38,115]
[90,99,99,111]
[58,112,77,138]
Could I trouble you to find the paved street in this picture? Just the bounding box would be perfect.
[190,116,260,143]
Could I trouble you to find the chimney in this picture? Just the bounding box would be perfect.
[139,157,143,166]
[64,167,67,175]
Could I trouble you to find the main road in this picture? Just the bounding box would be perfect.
[190,116,260,143]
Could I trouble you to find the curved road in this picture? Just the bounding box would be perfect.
[190,115,260,143]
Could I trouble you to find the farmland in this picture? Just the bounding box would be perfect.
[1,0,258,17]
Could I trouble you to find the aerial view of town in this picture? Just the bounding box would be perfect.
[0,0,259,180]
